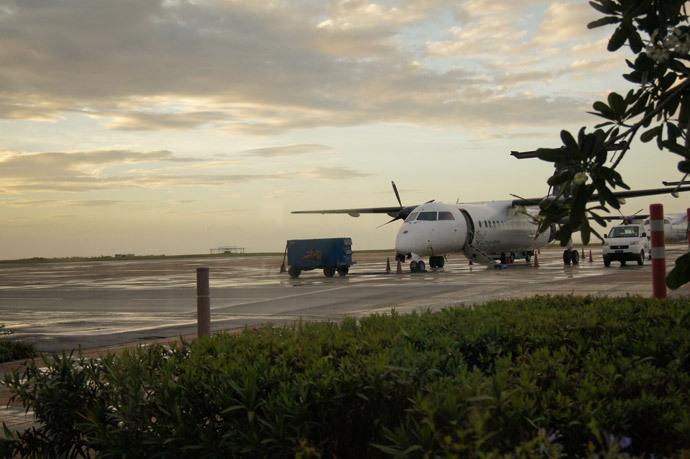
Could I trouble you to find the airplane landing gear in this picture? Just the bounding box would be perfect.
[563,249,579,266]
[429,256,445,269]
[410,260,426,273]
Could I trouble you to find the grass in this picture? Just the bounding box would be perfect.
[2,295,690,457]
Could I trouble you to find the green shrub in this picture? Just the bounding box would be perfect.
[0,338,35,364]
[2,296,690,457]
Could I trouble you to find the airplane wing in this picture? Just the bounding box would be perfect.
[600,215,648,221]
[292,205,420,219]
[511,186,690,207]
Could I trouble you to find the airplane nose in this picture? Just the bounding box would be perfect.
[395,225,426,255]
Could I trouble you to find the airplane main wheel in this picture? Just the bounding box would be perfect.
[637,251,644,266]
[571,250,579,265]
[604,257,611,267]
[429,256,444,269]
[410,260,419,273]
[563,250,572,265]
[323,267,336,277]
[417,261,426,272]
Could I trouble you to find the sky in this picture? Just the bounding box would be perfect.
[0,0,687,259]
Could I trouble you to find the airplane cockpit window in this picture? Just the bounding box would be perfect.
[417,211,438,221]
[609,226,639,238]
[438,211,455,220]
[405,212,419,222]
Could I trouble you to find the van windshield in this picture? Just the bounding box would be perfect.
[609,226,639,238]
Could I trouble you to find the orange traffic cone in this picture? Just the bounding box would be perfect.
[396,260,403,274]
[386,257,391,274]
[588,249,593,263]
[533,252,539,268]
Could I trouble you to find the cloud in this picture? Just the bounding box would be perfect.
[0,147,370,193]
[107,111,226,130]
[303,166,371,180]
[4,199,122,207]
[242,144,334,158]
[0,0,607,133]
[533,2,601,46]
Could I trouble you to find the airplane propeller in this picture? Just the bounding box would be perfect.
[392,181,403,208]
[377,181,431,228]
[378,181,406,228]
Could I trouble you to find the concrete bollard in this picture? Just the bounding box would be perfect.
[588,249,593,263]
[396,260,403,274]
[386,257,391,274]
[650,204,666,299]
[533,252,539,268]
[196,267,211,337]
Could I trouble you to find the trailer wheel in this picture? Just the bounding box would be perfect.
[323,266,336,277]
[337,266,349,276]
[288,266,301,278]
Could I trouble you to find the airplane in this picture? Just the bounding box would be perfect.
[293,181,690,272]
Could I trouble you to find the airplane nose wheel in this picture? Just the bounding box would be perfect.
[410,260,426,273]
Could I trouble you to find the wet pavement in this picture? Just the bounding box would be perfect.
[1,245,688,353]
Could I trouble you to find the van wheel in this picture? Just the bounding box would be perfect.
[638,251,644,266]
[288,267,301,278]
[323,267,336,277]
[337,266,349,276]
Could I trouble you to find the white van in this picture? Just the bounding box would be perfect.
[602,224,650,267]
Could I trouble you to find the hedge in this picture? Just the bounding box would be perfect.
[2,296,690,457]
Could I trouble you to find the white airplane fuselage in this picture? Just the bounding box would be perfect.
[395,200,549,262]
[642,214,688,243]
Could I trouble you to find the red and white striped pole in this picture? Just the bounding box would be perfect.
[687,208,690,248]
[686,208,690,295]
[650,204,666,299]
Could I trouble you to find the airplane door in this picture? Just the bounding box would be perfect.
[459,209,474,247]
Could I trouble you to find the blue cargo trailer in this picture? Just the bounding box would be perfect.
[286,237,353,278]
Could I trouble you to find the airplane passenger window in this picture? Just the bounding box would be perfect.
[405,212,419,222]
[417,211,438,221]
[438,211,455,220]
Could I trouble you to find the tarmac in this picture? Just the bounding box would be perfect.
[2,244,689,433]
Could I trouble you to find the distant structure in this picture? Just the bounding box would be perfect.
[210,246,245,255]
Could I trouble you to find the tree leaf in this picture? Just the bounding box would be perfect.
[560,130,579,153]
[666,252,690,289]
[607,26,627,52]
[640,126,662,143]
[587,16,620,29]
